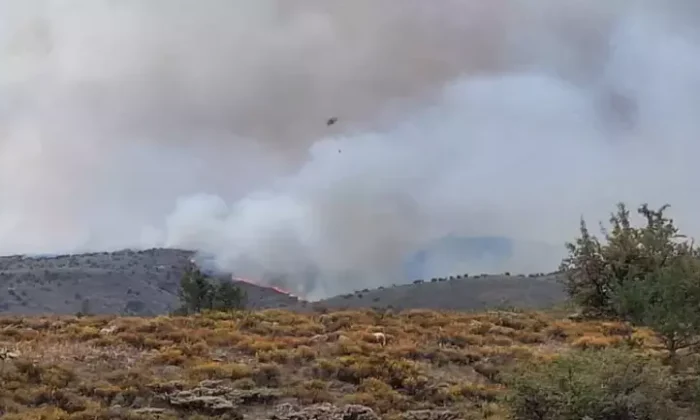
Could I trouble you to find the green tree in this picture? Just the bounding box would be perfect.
[177,267,214,314]
[560,203,691,318]
[213,281,247,311]
[176,267,247,315]
[612,255,700,368]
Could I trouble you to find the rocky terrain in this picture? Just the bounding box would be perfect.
[0,248,566,315]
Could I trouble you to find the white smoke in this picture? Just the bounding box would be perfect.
[2,0,700,298]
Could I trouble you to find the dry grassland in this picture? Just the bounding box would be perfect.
[0,309,661,419]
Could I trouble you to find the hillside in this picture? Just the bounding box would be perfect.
[319,274,566,311]
[0,249,303,315]
[0,249,566,315]
[0,249,192,315]
[0,309,666,420]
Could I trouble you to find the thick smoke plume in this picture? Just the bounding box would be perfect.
[2,0,700,298]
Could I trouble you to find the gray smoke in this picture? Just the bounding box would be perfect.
[2,0,700,298]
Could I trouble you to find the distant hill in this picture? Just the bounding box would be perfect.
[0,248,567,315]
[317,273,566,311]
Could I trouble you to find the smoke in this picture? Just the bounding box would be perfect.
[2,0,700,298]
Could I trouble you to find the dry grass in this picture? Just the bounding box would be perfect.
[0,309,661,419]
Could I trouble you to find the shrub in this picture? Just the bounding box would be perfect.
[187,362,252,381]
[287,379,333,404]
[570,334,622,350]
[503,348,676,420]
[252,363,283,387]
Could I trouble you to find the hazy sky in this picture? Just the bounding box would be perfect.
[2,0,700,297]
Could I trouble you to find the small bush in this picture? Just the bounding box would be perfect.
[570,334,622,350]
[253,363,283,387]
[287,379,334,404]
[187,362,252,381]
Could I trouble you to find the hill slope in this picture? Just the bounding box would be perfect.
[318,274,566,311]
[0,249,300,315]
[0,249,191,315]
[0,248,566,315]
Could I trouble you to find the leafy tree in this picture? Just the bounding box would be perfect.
[177,267,214,314]
[213,281,247,311]
[560,203,693,318]
[612,256,700,367]
[561,202,700,369]
[176,266,246,315]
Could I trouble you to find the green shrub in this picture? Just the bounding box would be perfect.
[503,348,676,420]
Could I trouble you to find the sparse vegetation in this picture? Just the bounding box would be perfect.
[0,308,680,419]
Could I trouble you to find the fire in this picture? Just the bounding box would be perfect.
[188,258,304,300]
[231,276,303,300]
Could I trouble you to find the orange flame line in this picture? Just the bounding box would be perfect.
[189,258,304,300]
[231,276,302,299]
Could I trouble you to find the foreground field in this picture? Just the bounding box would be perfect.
[0,309,666,419]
